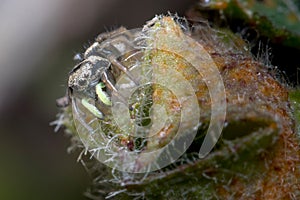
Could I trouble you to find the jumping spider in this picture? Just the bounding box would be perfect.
[59,27,141,119]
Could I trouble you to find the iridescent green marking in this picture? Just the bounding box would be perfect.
[81,98,103,119]
[96,82,112,106]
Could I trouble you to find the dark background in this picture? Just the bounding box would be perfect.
[0,0,194,199]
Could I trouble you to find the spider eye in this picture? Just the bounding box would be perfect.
[77,79,88,88]
[68,63,92,91]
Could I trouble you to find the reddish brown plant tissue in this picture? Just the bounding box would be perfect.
[190,21,300,199]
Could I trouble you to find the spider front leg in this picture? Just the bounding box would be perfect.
[101,71,133,110]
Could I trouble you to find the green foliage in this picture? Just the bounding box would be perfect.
[196,0,300,48]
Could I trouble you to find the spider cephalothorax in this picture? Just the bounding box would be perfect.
[68,27,141,118]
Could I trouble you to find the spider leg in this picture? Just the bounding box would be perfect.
[108,55,139,85]
[72,96,97,134]
[101,71,133,110]
[99,30,140,86]
[95,27,128,43]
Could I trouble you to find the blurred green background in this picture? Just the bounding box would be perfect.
[0,0,193,199]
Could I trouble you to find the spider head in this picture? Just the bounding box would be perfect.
[68,56,111,98]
